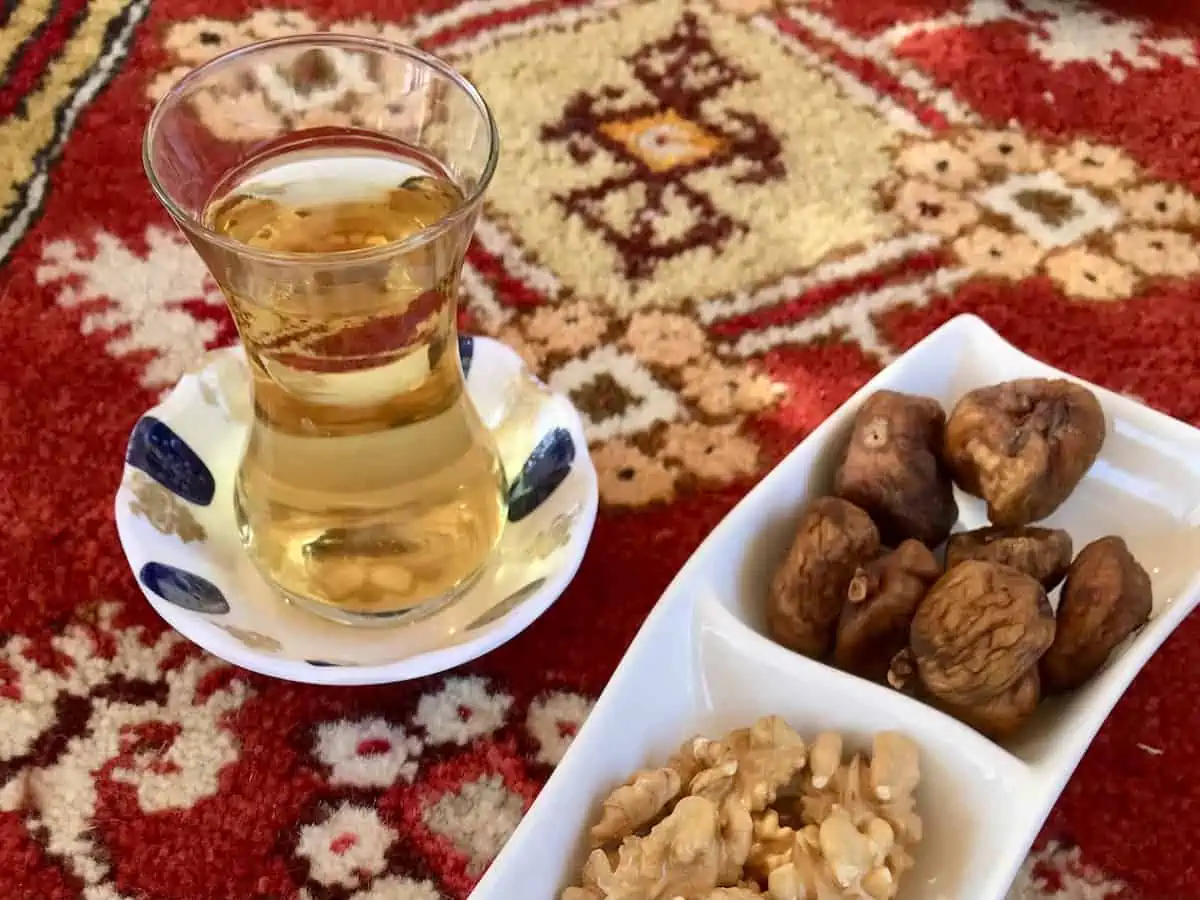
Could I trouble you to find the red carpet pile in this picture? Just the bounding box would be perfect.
[2,0,1200,897]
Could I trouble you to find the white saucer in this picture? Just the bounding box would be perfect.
[114,335,598,685]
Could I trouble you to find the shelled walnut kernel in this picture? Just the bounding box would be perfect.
[562,718,922,900]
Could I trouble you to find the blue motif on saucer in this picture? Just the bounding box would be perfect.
[139,562,229,615]
[508,428,575,523]
[126,416,215,507]
[458,334,475,378]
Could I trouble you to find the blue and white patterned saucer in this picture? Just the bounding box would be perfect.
[114,335,597,685]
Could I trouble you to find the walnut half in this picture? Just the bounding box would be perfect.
[564,721,923,900]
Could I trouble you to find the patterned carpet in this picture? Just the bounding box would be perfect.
[2,0,1200,897]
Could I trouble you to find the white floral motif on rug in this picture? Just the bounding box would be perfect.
[36,226,225,391]
[878,0,1197,82]
[0,604,248,898]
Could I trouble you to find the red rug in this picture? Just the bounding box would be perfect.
[2,0,1199,897]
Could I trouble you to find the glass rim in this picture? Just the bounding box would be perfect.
[142,33,500,265]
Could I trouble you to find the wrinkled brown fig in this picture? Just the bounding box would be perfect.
[910,560,1055,706]
[834,540,941,681]
[945,525,1073,590]
[943,378,1106,527]
[1041,536,1153,693]
[768,497,881,658]
[937,668,1041,739]
[834,390,959,547]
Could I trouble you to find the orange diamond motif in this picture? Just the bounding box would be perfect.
[470,0,897,306]
[600,110,724,173]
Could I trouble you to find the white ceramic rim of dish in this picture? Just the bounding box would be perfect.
[114,336,600,685]
[473,313,1200,900]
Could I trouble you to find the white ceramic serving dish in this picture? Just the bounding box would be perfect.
[472,314,1200,900]
[114,334,598,685]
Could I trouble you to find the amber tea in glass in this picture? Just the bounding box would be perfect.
[144,35,505,626]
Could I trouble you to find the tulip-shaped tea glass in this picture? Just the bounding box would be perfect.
[144,35,505,627]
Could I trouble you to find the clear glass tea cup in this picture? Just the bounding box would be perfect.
[143,35,506,627]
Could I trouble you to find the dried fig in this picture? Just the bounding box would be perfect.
[834,540,941,681]
[910,560,1055,706]
[768,497,881,658]
[1041,536,1152,693]
[943,378,1106,526]
[936,668,1041,739]
[834,391,958,547]
[945,525,1073,590]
